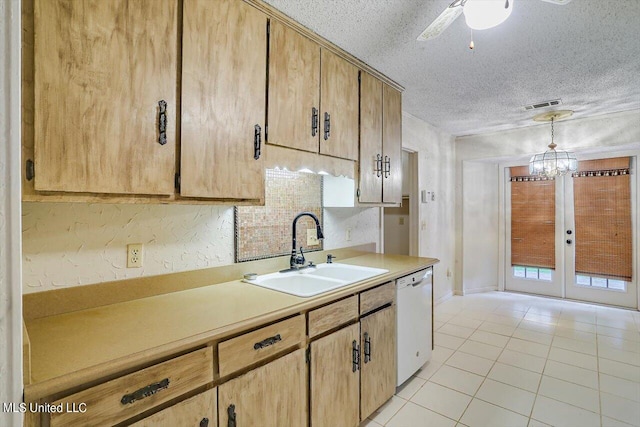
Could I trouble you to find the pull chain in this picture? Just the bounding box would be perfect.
[469,29,475,50]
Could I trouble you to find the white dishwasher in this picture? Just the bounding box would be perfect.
[397,267,433,386]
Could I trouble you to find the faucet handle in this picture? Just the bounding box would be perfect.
[297,247,306,265]
[327,254,336,264]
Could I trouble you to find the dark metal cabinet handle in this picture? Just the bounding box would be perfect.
[566,239,573,244]
[363,332,371,363]
[254,334,281,350]
[324,112,331,140]
[158,100,167,145]
[227,404,236,427]
[384,156,391,178]
[26,159,35,181]
[254,124,261,160]
[352,340,360,372]
[375,154,383,178]
[200,418,209,427]
[311,107,319,137]
[120,378,170,405]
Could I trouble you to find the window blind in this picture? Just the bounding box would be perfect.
[573,157,632,281]
[510,166,556,269]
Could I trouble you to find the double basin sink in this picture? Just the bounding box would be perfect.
[243,263,389,297]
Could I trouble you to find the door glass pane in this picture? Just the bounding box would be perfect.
[573,158,632,283]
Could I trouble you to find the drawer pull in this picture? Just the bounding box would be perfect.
[120,378,170,405]
[200,418,209,427]
[253,334,282,350]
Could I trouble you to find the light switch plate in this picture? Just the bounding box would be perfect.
[307,229,319,246]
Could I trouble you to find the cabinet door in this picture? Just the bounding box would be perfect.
[360,305,397,421]
[34,0,177,195]
[310,323,360,427]
[358,72,383,203]
[129,388,216,427]
[320,50,359,161]
[268,20,320,153]
[218,349,307,427]
[382,85,403,204]
[181,0,266,200]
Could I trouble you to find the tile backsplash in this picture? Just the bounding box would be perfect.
[236,169,323,262]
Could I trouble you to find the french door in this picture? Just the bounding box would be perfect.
[505,155,638,309]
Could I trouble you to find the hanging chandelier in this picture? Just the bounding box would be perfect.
[529,111,577,178]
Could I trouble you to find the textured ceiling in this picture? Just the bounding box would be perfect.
[264,0,640,136]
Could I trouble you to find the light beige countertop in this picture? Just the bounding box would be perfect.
[23,252,438,401]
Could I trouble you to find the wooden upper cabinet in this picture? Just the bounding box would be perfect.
[360,305,396,421]
[268,20,320,153]
[382,84,402,204]
[181,0,266,200]
[33,0,178,195]
[358,77,403,205]
[359,72,384,203]
[320,50,359,161]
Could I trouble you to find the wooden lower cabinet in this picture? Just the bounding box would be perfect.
[360,305,397,421]
[218,349,307,427]
[129,388,216,427]
[310,323,360,427]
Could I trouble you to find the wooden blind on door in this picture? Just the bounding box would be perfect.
[573,157,632,281]
[510,166,556,269]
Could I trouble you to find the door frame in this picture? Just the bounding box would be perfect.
[499,149,640,310]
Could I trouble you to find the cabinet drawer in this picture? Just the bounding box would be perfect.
[218,315,305,376]
[50,347,214,427]
[308,295,358,338]
[129,387,216,427]
[360,282,395,315]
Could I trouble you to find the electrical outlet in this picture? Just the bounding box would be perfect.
[127,243,143,268]
[345,228,352,241]
[307,229,319,246]
[399,217,405,225]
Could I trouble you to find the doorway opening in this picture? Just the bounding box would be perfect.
[384,150,416,255]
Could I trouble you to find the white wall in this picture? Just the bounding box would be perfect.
[0,0,23,423]
[22,202,380,293]
[402,112,456,302]
[455,110,640,294]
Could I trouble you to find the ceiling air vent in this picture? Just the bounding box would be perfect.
[524,99,562,111]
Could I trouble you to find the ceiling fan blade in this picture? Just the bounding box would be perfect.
[416,1,464,41]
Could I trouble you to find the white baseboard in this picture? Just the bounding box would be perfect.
[435,291,453,305]
[462,286,498,295]
[453,290,464,296]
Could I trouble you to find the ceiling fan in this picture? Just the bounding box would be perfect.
[417,0,572,41]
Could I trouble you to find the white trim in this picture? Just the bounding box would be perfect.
[462,286,498,295]
[453,289,464,296]
[0,0,23,425]
[435,291,454,305]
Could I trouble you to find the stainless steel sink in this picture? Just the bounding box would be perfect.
[243,263,388,297]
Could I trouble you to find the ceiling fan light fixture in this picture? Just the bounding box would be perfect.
[463,0,514,30]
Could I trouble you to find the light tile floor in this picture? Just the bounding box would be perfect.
[361,291,640,427]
